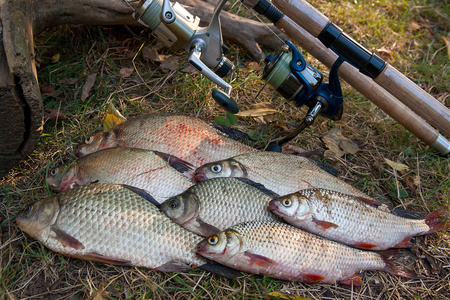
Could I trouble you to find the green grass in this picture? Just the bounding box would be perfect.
[1,0,449,299]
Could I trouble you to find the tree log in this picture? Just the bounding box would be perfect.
[0,0,284,177]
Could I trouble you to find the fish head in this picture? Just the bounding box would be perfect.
[194,159,246,182]
[16,197,59,242]
[46,163,79,191]
[196,230,242,261]
[73,131,119,158]
[268,193,311,220]
[160,193,199,227]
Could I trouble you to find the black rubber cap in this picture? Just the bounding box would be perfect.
[212,89,239,114]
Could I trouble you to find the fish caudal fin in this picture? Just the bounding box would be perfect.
[424,208,449,235]
[380,250,413,279]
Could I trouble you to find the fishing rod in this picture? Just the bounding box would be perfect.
[132,0,450,155]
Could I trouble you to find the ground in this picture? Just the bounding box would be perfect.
[1,0,449,299]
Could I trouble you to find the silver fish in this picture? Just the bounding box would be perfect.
[197,221,412,285]
[73,114,257,168]
[194,151,373,199]
[159,177,279,237]
[268,189,449,250]
[16,184,206,272]
[46,147,195,203]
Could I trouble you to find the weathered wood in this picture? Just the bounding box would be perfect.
[0,0,285,177]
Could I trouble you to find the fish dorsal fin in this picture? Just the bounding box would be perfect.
[195,219,221,237]
[51,227,85,250]
[235,178,279,198]
[309,159,340,176]
[121,185,160,208]
[355,196,382,208]
[211,124,252,140]
[154,261,191,272]
[153,151,194,174]
[199,261,244,279]
[84,252,132,266]
[244,251,276,267]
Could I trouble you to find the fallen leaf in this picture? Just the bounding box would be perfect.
[236,108,277,117]
[142,46,171,62]
[102,103,127,131]
[44,109,66,122]
[159,56,180,72]
[266,292,312,300]
[180,65,197,73]
[441,33,450,59]
[376,47,393,59]
[40,85,57,96]
[52,53,60,63]
[81,73,97,102]
[413,175,421,186]
[119,67,134,78]
[322,128,360,157]
[245,61,260,71]
[384,158,409,172]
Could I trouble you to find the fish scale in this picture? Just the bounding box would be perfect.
[196,221,405,285]
[16,184,205,271]
[269,189,446,250]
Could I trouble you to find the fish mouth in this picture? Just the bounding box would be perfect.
[267,200,279,212]
[73,145,84,158]
[196,243,206,254]
[194,173,207,182]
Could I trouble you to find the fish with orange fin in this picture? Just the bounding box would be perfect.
[47,147,195,203]
[16,184,242,278]
[197,221,413,285]
[73,114,257,169]
[268,189,449,250]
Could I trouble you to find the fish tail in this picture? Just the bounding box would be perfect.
[424,208,449,234]
[380,250,414,279]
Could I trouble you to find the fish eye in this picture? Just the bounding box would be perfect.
[85,136,94,144]
[282,198,292,207]
[208,235,219,245]
[169,199,179,209]
[50,168,58,176]
[23,205,33,216]
[211,164,222,173]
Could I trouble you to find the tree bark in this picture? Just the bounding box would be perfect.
[0,0,284,177]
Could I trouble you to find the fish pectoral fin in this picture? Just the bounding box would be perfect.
[312,218,339,230]
[302,274,325,282]
[354,242,378,249]
[244,251,276,267]
[339,274,363,286]
[154,261,191,272]
[199,261,244,279]
[153,151,194,174]
[84,252,132,266]
[195,220,221,237]
[393,237,412,248]
[355,196,382,208]
[51,227,85,250]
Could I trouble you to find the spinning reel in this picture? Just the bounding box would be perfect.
[133,0,344,146]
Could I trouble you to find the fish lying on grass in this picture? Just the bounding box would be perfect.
[16,184,240,278]
[197,220,413,285]
[194,151,372,199]
[159,177,279,237]
[46,147,195,203]
[74,114,258,168]
[268,189,449,250]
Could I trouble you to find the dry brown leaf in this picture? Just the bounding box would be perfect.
[180,65,197,73]
[322,128,359,157]
[119,67,134,78]
[40,85,57,96]
[159,56,180,72]
[384,158,409,172]
[236,108,277,117]
[81,73,97,102]
[44,109,66,122]
[142,46,171,62]
[245,61,260,71]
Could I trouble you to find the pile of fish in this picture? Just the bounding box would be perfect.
[17,113,448,286]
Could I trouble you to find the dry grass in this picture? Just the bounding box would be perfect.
[1,0,449,299]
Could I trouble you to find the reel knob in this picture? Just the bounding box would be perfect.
[212,88,239,114]
[214,57,234,78]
